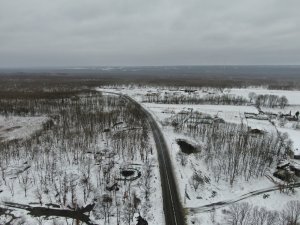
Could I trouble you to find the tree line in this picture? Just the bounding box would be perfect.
[143,93,248,105]
[249,92,289,108]
[0,89,156,224]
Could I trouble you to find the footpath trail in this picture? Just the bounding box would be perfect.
[188,182,300,214]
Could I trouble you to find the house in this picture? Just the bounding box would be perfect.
[274,160,300,181]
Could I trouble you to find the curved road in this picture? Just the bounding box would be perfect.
[105,91,186,225]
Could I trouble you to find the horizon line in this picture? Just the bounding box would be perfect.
[1,64,300,70]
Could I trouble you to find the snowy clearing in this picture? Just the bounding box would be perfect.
[0,116,48,142]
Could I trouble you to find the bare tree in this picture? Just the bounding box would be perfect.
[224,202,252,225]
[143,160,153,201]
[280,201,300,225]
[20,171,31,197]
[248,92,256,103]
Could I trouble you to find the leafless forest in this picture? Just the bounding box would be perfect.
[0,72,300,225]
[0,77,158,224]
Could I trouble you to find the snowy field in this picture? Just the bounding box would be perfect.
[98,86,300,225]
[99,86,300,105]
[143,103,258,124]
[99,84,300,159]
[107,85,300,157]
[0,116,48,142]
[230,88,300,105]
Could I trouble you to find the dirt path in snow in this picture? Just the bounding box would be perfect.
[188,182,300,214]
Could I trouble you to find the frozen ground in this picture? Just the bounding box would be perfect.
[0,94,164,225]
[99,86,300,225]
[230,88,300,105]
[0,115,48,142]
[143,103,258,124]
[99,86,300,105]
[145,106,300,225]
[162,127,300,225]
[0,131,164,225]
[277,127,300,156]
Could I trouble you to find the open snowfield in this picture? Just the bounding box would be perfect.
[99,86,300,105]
[230,88,300,105]
[0,116,48,142]
[143,103,259,124]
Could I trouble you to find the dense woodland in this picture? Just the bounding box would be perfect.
[0,89,156,224]
[1,66,300,91]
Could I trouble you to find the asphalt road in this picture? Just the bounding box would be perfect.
[141,106,186,225]
[106,91,186,225]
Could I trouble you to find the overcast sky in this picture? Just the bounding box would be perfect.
[0,0,299,67]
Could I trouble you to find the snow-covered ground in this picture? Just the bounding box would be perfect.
[144,103,259,125]
[99,86,300,105]
[99,86,300,225]
[160,126,299,225]
[0,93,164,225]
[230,88,300,105]
[0,115,48,142]
[0,129,164,225]
[277,127,300,156]
[101,85,300,157]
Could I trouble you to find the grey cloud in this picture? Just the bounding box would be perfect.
[0,0,300,67]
